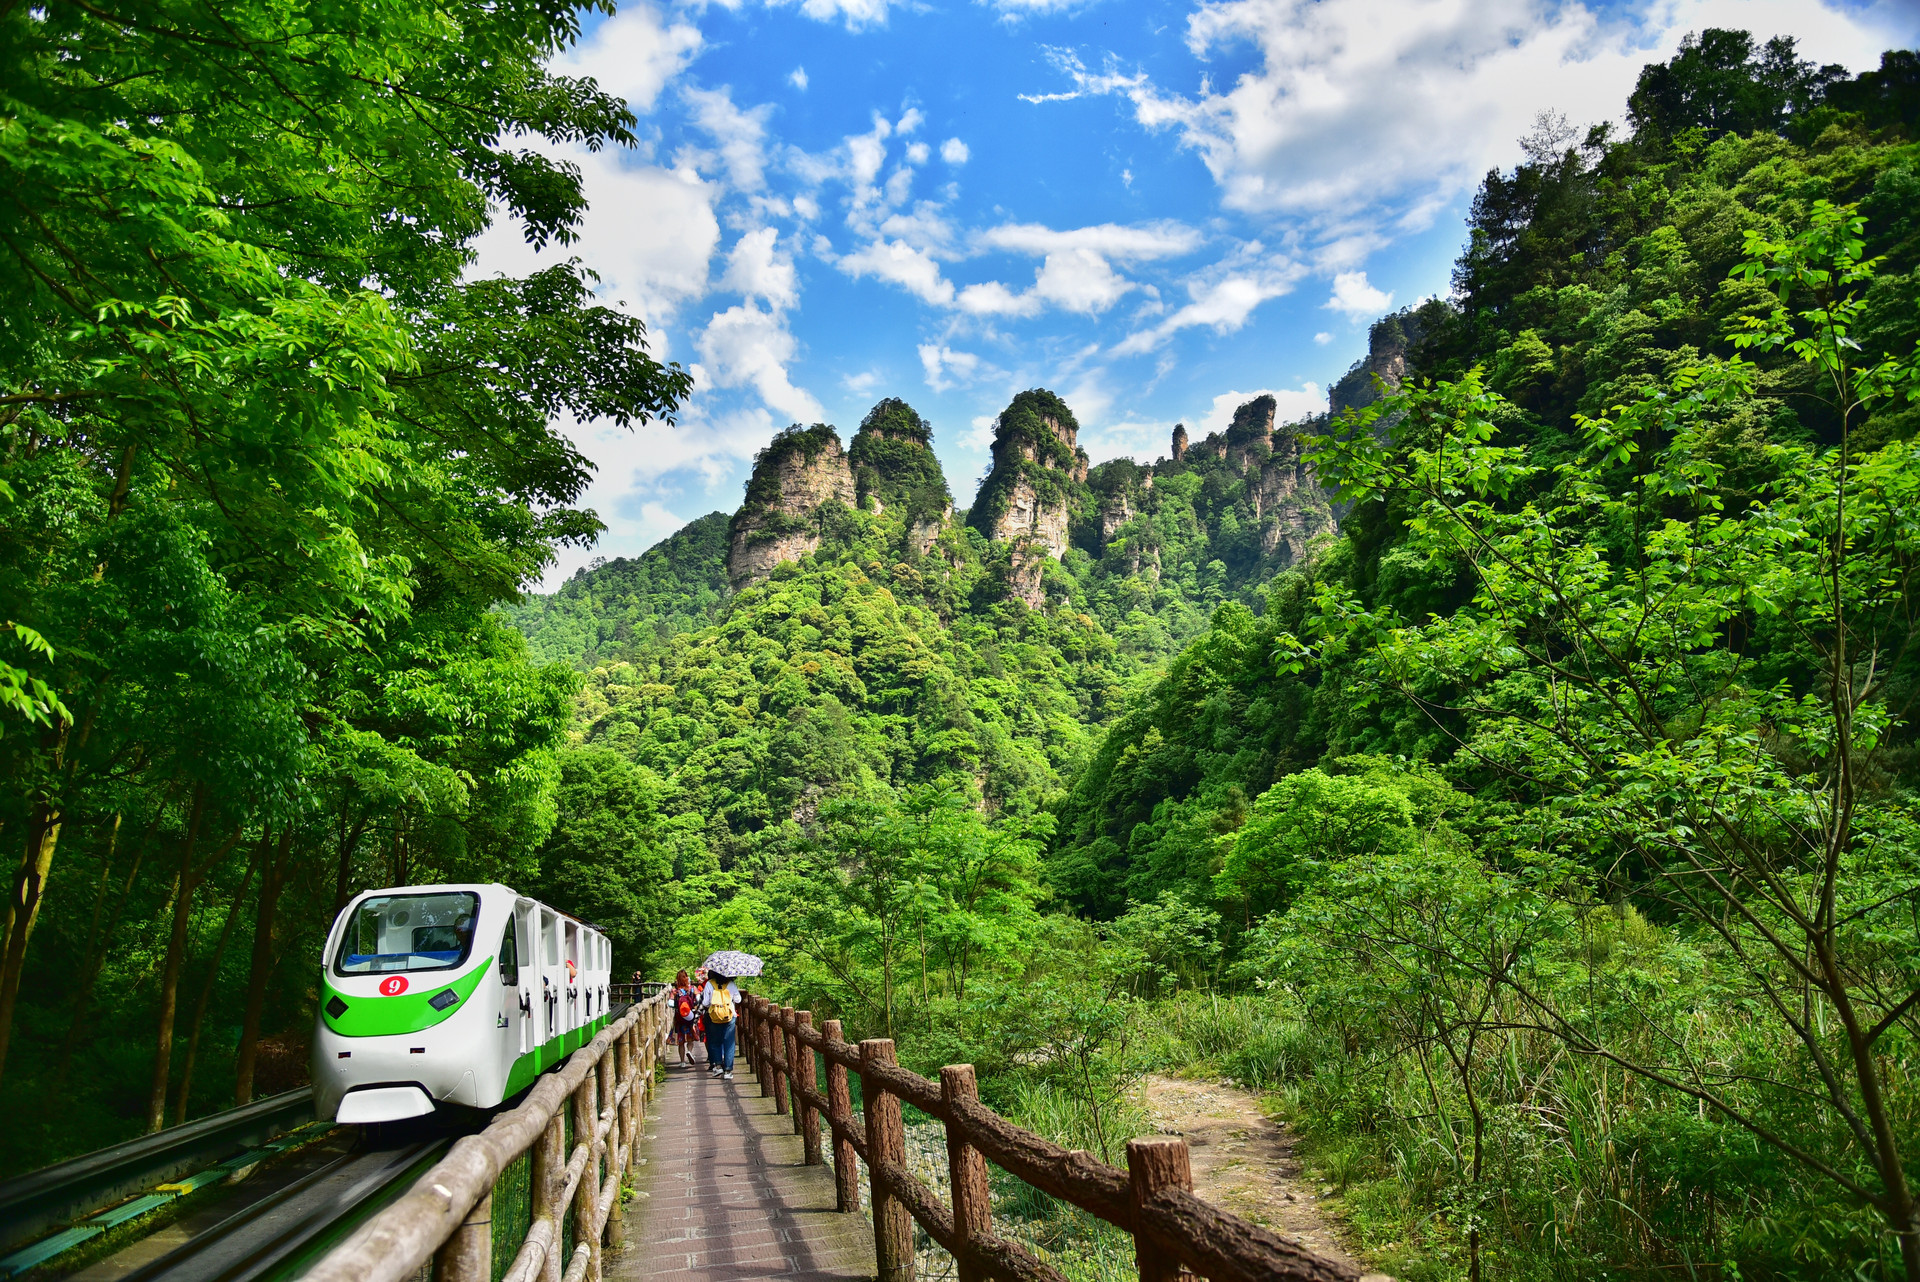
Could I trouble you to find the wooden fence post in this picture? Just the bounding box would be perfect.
[532,1111,565,1282]
[759,1000,776,1098]
[573,1075,602,1282]
[736,998,751,1082]
[604,1041,626,1249]
[861,1039,914,1282]
[741,996,756,1078]
[824,1020,859,1213]
[1126,1136,1192,1282]
[784,1008,805,1136]
[431,1189,491,1282]
[771,1005,791,1116]
[637,1020,652,1174]
[941,1065,991,1282]
[795,1011,822,1166]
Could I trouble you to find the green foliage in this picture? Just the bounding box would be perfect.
[849,399,952,526]
[523,748,676,969]
[0,0,687,1163]
[502,513,732,668]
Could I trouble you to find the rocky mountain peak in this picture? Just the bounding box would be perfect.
[967,389,1092,606]
[1330,310,1424,417]
[726,423,856,589]
[847,399,952,550]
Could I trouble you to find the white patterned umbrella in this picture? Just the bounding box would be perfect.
[701,950,763,977]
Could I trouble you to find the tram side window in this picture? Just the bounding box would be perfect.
[499,920,519,985]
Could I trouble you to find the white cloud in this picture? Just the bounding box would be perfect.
[977,221,1200,260]
[884,166,915,206]
[988,0,1083,14]
[1112,250,1304,355]
[1324,270,1391,321]
[919,344,988,393]
[791,0,896,28]
[470,150,720,324]
[941,138,970,165]
[838,239,956,306]
[906,141,931,165]
[1314,331,1333,345]
[790,66,809,90]
[1197,386,1323,436]
[1030,0,1907,229]
[555,3,702,114]
[534,403,775,589]
[721,227,799,311]
[684,87,773,192]
[878,205,960,257]
[843,369,883,396]
[1032,248,1135,314]
[955,280,1039,317]
[966,414,999,451]
[696,303,823,421]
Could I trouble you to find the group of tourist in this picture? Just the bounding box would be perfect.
[667,967,743,1080]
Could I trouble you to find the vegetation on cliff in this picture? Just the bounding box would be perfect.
[502,513,732,668]
[9,16,1920,1281]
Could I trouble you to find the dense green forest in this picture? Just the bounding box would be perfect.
[6,10,1920,1282]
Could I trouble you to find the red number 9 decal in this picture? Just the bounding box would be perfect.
[379,976,409,996]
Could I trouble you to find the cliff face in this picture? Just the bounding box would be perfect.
[1250,424,1336,566]
[1330,310,1424,417]
[722,387,1336,610]
[726,424,856,588]
[968,389,1091,606]
[1223,395,1276,473]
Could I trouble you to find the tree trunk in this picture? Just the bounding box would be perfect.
[0,796,66,1087]
[331,809,367,921]
[46,811,153,1099]
[235,828,293,1105]
[146,788,206,1133]
[173,839,261,1124]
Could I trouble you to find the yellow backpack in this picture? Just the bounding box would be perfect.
[708,984,735,1023]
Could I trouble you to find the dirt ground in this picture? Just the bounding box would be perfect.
[1141,1074,1382,1278]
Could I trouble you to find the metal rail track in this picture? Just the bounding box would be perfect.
[0,1090,317,1256]
[111,1130,452,1282]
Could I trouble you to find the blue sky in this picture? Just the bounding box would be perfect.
[475,0,1920,587]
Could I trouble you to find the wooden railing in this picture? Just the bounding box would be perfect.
[738,994,1372,1282]
[306,987,673,1282]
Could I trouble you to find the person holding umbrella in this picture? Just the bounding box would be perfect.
[697,951,761,1082]
[700,970,740,1079]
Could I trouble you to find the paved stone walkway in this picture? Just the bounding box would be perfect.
[611,1059,875,1282]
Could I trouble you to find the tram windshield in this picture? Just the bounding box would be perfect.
[334,891,481,975]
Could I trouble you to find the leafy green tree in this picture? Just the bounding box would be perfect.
[0,0,687,1135]
[1264,844,1574,1282]
[1301,202,1920,1276]
[1212,759,1456,926]
[1101,892,1222,997]
[526,747,675,972]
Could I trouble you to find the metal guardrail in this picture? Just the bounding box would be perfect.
[0,1087,317,1254]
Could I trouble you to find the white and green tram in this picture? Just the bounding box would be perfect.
[312,884,613,1123]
